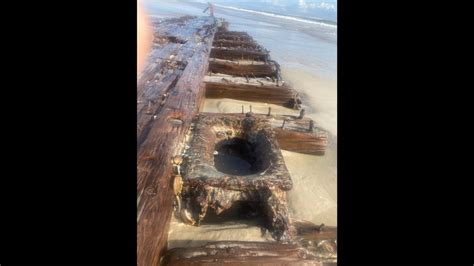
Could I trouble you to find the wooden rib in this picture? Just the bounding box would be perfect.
[210,47,269,61]
[204,74,299,108]
[209,58,277,77]
[161,241,322,266]
[212,39,260,49]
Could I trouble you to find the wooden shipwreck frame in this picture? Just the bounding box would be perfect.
[137,16,335,265]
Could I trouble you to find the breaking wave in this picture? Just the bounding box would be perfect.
[213,4,337,29]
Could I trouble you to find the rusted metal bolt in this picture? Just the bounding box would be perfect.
[309,120,314,132]
[267,107,271,116]
[241,105,244,114]
[281,119,286,129]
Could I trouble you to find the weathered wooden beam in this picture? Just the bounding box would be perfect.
[137,16,216,266]
[214,35,254,43]
[292,220,337,263]
[270,115,328,155]
[161,241,322,266]
[274,128,327,155]
[204,74,300,109]
[215,31,251,38]
[212,39,260,49]
[209,58,277,77]
[138,17,215,146]
[211,47,269,61]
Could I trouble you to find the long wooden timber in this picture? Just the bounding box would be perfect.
[271,115,328,155]
[210,47,270,61]
[209,58,277,77]
[137,16,217,265]
[213,39,261,49]
[204,74,301,109]
[214,32,254,41]
[161,220,336,265]
[215,31,251,38]
[162,241,322,265]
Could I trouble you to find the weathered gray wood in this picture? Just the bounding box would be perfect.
[137,16,217,266]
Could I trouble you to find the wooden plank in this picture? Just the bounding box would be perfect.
[137,16,217,266]
[274,129,327,155]
[270,115,328,155]
[214,35,254,42]
[209,58,277,77]
[204,74,300,108]
[213,39,260,49]
[292,220,337,263]
[137,16,214,146]
[210,47,269,61]
[161,241,322,266]
[214,31,251,38]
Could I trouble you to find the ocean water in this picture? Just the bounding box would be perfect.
[140,0,337,247]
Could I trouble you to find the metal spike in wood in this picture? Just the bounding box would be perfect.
[281,119,286,129]
[267,107,271,116]
[242,105,244,114]
[249,105,252,113]
[298,108,305,119]
[309,120,314,132]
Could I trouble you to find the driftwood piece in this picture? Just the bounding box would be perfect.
[137,16,217,266]
[204,74,300,109]
[162,241,322,265]
[209,58,277,77]
[180,113,293,240]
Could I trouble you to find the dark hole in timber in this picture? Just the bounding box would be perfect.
[214,138,260,175]
[201,201,264,225]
